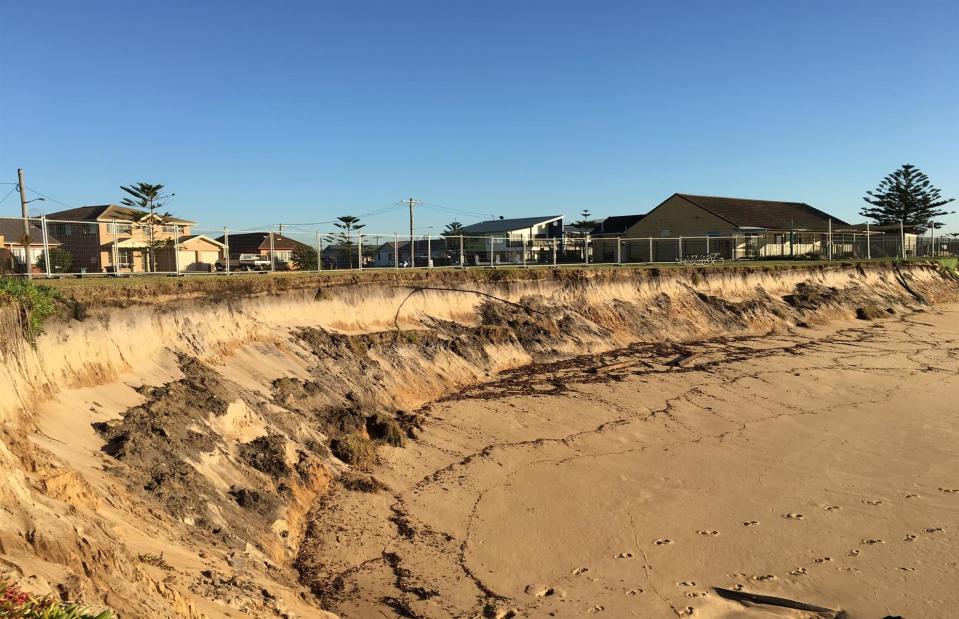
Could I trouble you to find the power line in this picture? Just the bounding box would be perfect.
[23,185,77,210]
[419,201,494,219]
[0,186,18,205]
[419,204,491,221]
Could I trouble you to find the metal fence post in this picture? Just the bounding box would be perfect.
[358,234,363,270]
[585,235,590,266]
[427,234,432,268]
[488,235,494,268]
[393,233,399,268]
[41,215,51,277]
[866,222,871,260]
[111,218,119,275]
[705,234,710,256]
[648,237,653,263]
[174,224,181,274]
[521,237,527,268]
[678,236,683,261]
[616,236,622,265]
[459,234,465,267]
[827,219,832,260]
[900,220,905,259]
[270,226,276,271]
[224,227,231,274]
[316,230,323,272]
[552,238,557,266]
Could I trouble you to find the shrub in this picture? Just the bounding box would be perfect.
[1,578,113,619]
[366,413,405,447]
[330,435,376,470]
[0,276,64,341]
[36,248,74,274]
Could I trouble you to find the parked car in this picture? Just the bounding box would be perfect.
[216,253,273,271]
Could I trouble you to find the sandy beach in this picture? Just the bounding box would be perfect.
[304,305,959,618]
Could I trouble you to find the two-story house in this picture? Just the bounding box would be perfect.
[45,205,220,273]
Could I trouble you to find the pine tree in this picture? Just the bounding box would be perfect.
[442,221,463,236]
[324,215,365,268]
[571,209,598,234]
[860,164,954,234]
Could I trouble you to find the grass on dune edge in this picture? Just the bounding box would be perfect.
[5,257,954,307]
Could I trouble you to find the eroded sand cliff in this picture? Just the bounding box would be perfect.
[1,262,957,617]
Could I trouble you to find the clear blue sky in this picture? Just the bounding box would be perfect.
[1,0,957,234]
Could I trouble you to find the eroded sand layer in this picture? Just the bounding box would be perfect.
[310,306,959,618]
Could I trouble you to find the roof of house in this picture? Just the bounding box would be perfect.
[459,215,563,235]
[45,204,194,224]
[178,235,226,248]
[591,214,646,235]
[214,232,310,253]
[672,194,848,230]
[0,219,60,246]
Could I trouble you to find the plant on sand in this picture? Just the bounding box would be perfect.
[0,276,64,341]
[330,434,376,470]
[1,579,113,619]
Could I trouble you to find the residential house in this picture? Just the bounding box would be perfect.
[0,218,61,274]
[46,205,195,273]
[458,216,564,265]
[620,194,848,261]
[371,238,451,268]
[216,232,313,269]
[589,214,646,262]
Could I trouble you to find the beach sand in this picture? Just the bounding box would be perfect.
[306,305,959,618]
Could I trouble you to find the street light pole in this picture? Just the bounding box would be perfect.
[18,169,31,279]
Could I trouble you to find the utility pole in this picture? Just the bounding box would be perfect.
[408,197,415,267]
[18,169,32,279]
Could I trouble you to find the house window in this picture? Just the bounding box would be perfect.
[118,249,134,269]
[114,223,133,234]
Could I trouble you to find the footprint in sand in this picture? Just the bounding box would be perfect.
[904,493,919,499]
[862,538,884,545]
[925,527,944,534]
[696,530,720,536]
[863,499,884,506]
[677,581,696,587]
[938,488,959,494]
[524,584,565,598]
[900,567,917,572]
[813,557,833,563]
[572,567,590,576]
[823,505,841,511]
[903,534,917,542]
[742,520,759,527]
[625,589,643,596]
[847,549,861,557]
[783,513,805,520]
[752,574,777,582]
[789,567,807,576]
[677,607,695,617]
[586,605,605,614]
[685,591,709,598]
[615,552,633,559]
[655,538,673,545]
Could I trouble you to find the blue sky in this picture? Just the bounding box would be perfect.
[1,0,957,234]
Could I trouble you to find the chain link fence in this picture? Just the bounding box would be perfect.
[2,215,956,277]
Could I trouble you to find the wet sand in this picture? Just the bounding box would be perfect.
[304,305,959,618]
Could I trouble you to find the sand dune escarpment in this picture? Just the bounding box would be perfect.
[0,262,957,618]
